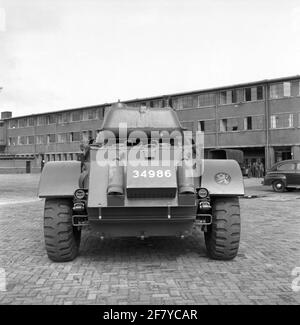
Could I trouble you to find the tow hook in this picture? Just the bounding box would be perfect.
[199,201,211,210]
[195,200,212,225]
[73,202,85,212]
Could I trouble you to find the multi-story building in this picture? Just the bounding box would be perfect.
[0,75,300,173]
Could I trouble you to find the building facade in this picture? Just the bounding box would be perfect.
[0,75,300,173]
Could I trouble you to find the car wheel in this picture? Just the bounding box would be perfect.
[44,198,81,262]
[272,180,285,192]
[204,197,241,260]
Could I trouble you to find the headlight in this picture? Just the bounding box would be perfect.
[74,189,85,200]
[198,188,209,198]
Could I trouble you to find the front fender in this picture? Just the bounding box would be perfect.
[200,159,244,196]
[263,173,287,186]
[38,161,81,198]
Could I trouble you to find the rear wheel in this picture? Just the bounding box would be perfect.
[272,180,285,192]
[204,197,241,260]
[44,198,81,262]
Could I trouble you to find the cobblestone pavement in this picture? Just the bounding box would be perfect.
[0,174,299,305]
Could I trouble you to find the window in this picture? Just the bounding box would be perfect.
[151,99,163,108]
[37,116,46,126]
[182,96,193,109]
[198,93,215,107]
[27,136,34,145]
[70,132,81,142]
[244,86,263,102]
[270,84,280,99]
[244,115,264,131]
[220,118,238,132]
[270,114,293,129]
[18,118,27,128]
[231,89,238,103]
[198,120,216,132]
[277,163,295,171]
[84,109,97,120]
[47,115,56,124]
[220,119,227,132]
[18,136,27,145]
[220,91,232,104]
[172,98,183,110]
[283,82,291,97]
[198,121,205,131]
[173,97,195,109]
[245,88,252,101]
[47,134,56,144]
[28,117,35,126]
[270,82,291,99]
[82,130,93,142]
[82,131,89,142]
[36,135,46,144]
[71,111,82,122]
[9,137,17,145]
[58,113,69,124]
[244,117,252,130]
[57,133,68,143]
[9,120,18,128]
[219,90,242,105]
[296,163,300,170]
[257,86,264,100]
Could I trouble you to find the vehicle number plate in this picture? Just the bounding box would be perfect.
[132,169,172,178]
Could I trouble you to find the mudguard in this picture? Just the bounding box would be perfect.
[38,161,81,198]
[201,159,244,196]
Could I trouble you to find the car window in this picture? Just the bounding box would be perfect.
[277,163,295,171]
[297,163,300,170]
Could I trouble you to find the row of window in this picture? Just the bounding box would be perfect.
[40,153,81,162]
[166,81,300,110]
[8,112,298,145]
[6,80,300,129]
[8,108,103,129]
[9,130,97,146]
[186,113,297,133]
[173,81,300,110]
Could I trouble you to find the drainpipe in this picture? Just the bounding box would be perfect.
[264,83,270,169]
[215,93,219,148]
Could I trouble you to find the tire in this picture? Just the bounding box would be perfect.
[44,198,81,262]
[204,197,241,260]
[272,180,285,192]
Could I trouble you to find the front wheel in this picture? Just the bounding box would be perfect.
[44,198,81,262]
[272,180,285,192]
[204,197,241,260]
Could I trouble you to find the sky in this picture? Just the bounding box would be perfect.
[0,0,300,117]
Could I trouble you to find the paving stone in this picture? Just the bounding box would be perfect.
[0,175,300,304]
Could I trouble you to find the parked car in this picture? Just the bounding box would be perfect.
[263,159,300,192]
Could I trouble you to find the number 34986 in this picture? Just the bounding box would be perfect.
[132,170,172,178]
